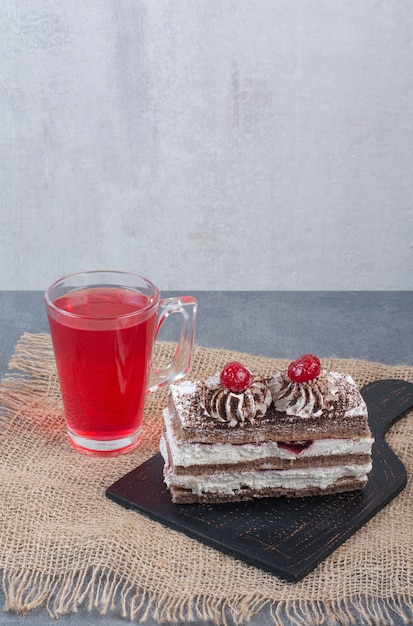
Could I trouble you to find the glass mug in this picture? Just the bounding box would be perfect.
[45,271,197,456]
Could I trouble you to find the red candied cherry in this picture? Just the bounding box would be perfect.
[287,354,321,383]
[220,361,253,393]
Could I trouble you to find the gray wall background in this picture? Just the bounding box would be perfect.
[1,0,412,291]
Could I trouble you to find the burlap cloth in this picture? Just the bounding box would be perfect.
[1,333,413,625]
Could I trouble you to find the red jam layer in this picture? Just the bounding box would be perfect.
[277,440,313,455]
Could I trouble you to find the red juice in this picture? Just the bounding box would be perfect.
[47,286,158,453]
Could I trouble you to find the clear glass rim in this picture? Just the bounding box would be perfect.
[45,270,160,322]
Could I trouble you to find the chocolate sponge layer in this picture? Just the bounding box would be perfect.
[168,476,368,505]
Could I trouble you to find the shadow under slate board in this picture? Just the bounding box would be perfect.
[106,379,413,582]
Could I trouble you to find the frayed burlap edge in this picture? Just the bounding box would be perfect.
[3,568,413,626]
[1,333,413,626]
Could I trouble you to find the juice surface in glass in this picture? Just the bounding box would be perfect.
[48,286,157,453]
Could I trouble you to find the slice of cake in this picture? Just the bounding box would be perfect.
[160,355,374,504]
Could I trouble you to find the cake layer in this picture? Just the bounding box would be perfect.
[163,408,373,470]
[169,377,370,445]
[164,464,372,504]
[161,437,371,475]
[168,478,368,504]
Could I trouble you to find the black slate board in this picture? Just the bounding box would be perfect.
[106,379,413,582]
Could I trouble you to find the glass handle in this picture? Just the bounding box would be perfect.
[148,296,197,393]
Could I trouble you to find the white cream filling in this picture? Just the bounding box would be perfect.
[163,463,372,495]
[162,409,373,468]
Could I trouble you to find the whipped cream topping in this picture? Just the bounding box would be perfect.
[269,370,343,418]
[200,373,272,426]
